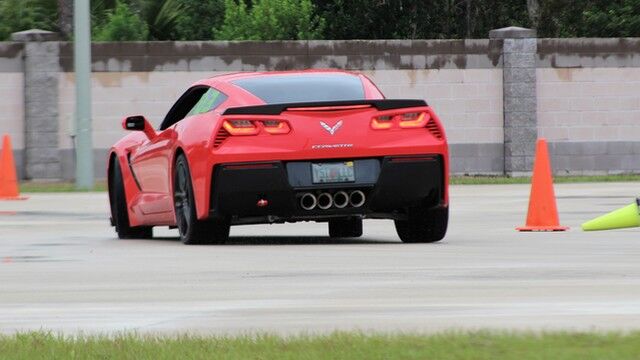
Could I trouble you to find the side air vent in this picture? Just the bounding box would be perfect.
[425,119,443,140]
[213,127,231,148]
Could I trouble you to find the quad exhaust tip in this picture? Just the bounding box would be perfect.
[333,191,349,209]
[317,192,333,210]
[300,190,366,210]
[300,192,317,210]
[349,190,366,208]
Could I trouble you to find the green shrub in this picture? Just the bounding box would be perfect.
[0,0,57,40]
[173,0,225,40]
[215,0,325,40]
[93,1,149,41]
[520,0,640,37]
[574,0,640,37]
[213,0,251,39]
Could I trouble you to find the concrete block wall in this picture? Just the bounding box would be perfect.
[537,38,640,174]
[1,34,640,180]
[364,69,504,174]
[57,71,222,177]
[22,40,61,179]
[490,27,538,175]
[0,43,24,179]
[53,39,504,179]
[53,68,506,178]
[538,68,640,143]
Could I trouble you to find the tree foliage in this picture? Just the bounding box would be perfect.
[214,0,325,40]
[1,0,640,41]
[173,0,225,40]
[137,0,184,40]
[314,0,529,39]
[93,1,149,41]
[537,0,640,37]
[213,0,251,40]
[0,0,58,40]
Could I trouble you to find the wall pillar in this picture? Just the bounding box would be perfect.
[489,27,537,176]
[11,29,62,180]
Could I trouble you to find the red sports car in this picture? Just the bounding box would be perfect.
[108,70,449,244]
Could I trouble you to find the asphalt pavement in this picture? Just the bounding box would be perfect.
[1,183,640,335]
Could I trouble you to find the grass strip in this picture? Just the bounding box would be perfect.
[451,174,640,185]
[19,181,107,193]
[0,331,639,360]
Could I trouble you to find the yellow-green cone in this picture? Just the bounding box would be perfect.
[582,199,640,231]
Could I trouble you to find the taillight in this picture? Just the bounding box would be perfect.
[370,111,430,130]
[399,112,428,128]
[262,120,291,134]
[371,115,394,130]
[219,118,291,139]
[223,120,259,135]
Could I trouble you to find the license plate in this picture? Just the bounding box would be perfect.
[312,161,355,184]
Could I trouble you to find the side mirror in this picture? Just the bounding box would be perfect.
[123,115,146,131]
[122,115,156,140]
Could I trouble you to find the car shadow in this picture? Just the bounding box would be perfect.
[150,236,398,245]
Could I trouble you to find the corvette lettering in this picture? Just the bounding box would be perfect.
[311,144,354,149]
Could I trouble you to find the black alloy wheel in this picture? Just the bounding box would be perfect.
[174,154,229,245]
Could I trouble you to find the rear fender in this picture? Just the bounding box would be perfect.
[172,114,219,221]
[425,108,449,204]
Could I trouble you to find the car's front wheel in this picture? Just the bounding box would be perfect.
[174,154,229,245]
[394,206,448,243]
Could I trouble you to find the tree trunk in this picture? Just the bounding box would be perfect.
[58,0,73,39]
[526,0,540,29]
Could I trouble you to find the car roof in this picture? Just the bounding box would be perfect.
[190,69,371,107]
[202,69,364,85]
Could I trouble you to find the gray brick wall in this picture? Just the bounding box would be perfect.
[11,30,62,180]
[2,33,640,180]
[490,27,538,176]
[549,141,640,175]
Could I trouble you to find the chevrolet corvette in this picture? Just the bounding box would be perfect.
[108,70,449,244]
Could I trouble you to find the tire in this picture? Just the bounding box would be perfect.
[174,154,230,245]
[328,217,363,238]
[394,206,448,243]
[109,158,153,239]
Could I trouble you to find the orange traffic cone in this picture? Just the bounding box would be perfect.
[516,138,568,231]
[0,134,27,200]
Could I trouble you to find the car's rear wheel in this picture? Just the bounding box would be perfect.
[394,206,448,243]
[328,217,363,238]
[110,158,153,239]
[174,154,229,245]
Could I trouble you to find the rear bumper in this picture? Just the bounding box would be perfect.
[209,155,446,224]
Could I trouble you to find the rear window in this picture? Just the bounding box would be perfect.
[232,74,365,104]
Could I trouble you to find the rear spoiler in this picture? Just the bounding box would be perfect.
[223,99,428,116]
